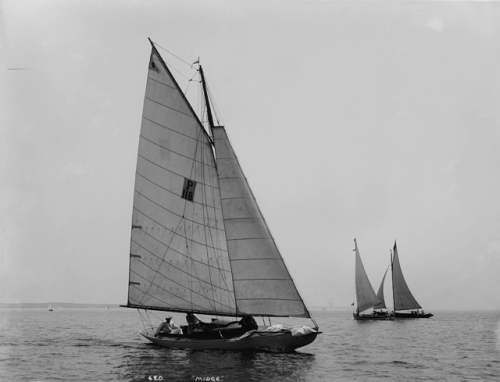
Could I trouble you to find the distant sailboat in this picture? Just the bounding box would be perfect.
[106,305,109,310]
[391,242,433,318]
[120,39,320,351]
[48,302,53,312]
[353,239,394,320]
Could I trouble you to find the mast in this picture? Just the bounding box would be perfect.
[391,244,395,313]
[199,65,215,136]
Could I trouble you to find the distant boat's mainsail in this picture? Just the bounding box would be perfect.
[353,239,379,313]
[126,43,311,320]
[373,267,389,310]
[392,242,422,311]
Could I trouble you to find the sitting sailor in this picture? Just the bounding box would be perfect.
[155,316,183,337]
[186,312,203,332]
[238,315,258,331]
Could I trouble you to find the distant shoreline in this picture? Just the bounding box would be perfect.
[0,303,121,309]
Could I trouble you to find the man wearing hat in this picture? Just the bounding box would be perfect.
[154,315,183,337]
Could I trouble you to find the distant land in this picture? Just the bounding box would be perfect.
[0,303,122,310]
[0,303,350,311]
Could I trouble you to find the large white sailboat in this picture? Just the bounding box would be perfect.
[120,39,320,351]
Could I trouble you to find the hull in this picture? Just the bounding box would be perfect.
[140,328,319,352]
[395,312,433,318]
[353,313,395,321]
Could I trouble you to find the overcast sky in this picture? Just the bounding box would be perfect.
[1,0,499,311]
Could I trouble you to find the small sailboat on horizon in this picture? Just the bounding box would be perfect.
[391,242,433,319]
[48,302,53,312]
[120,39,320,351]
[353,239,394,321]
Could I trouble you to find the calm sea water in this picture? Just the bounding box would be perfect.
[0,309,499,381]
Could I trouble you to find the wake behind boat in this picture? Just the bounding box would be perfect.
[391,242,433,318]
[353,239,394,321]
[120,39,319,351]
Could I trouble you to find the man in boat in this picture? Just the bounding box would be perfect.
[185,312,204,333]
[238,315,258,331]
[154,316,183,337]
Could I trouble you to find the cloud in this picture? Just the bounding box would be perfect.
[426,18,445,33]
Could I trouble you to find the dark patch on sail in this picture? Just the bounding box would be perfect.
[181,178,197,202]
[149,56,160,73]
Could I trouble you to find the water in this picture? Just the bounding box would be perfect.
[1,309,499,381]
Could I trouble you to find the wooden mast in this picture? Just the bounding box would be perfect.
[199,65,215,136]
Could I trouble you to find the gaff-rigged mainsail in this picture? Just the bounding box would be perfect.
[126,41,310,319]
[353,239,380,313]
[392,242,422,311]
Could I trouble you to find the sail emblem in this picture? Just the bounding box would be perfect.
[181,178,197,202]
[149,56,160,73]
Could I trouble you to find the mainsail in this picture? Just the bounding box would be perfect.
[373,267,389,310]
[392,242,422,311]
[354,239,379,313]
[126,42,310,319]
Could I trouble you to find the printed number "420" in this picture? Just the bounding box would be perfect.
[148,376,163,381]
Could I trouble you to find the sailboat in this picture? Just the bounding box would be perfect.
[391,242,433,318]
[372,266,394,317]
[48,302,53,312]
[353,239,394,320]
[120,39,320,351]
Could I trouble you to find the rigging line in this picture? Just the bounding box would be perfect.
[152,53,193,82]
[153,41,195,69]
[145,95,196,120]
[202,128,237,312]
[130,252,233,292]
[198,129,220,312]
[206,81,224,126]
[137,153,218,191]
[142,114,205,145]
[131,230,230,273]
[199,115,236,311]
[133,189,223,233]
[137,206,187,306]
[147,74,178,91]
[181,129,219,311]
[130,270,233,311]
[184,71,199,96]
[132,207,227,253]
[139,134,216,167]
[184,130,222,313]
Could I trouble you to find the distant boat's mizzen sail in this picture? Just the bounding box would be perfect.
[392,243,421,311]
[354,239,379,313]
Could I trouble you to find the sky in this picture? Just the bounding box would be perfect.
[1,0,500,311]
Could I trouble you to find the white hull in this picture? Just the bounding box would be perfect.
[140,328,319,352]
